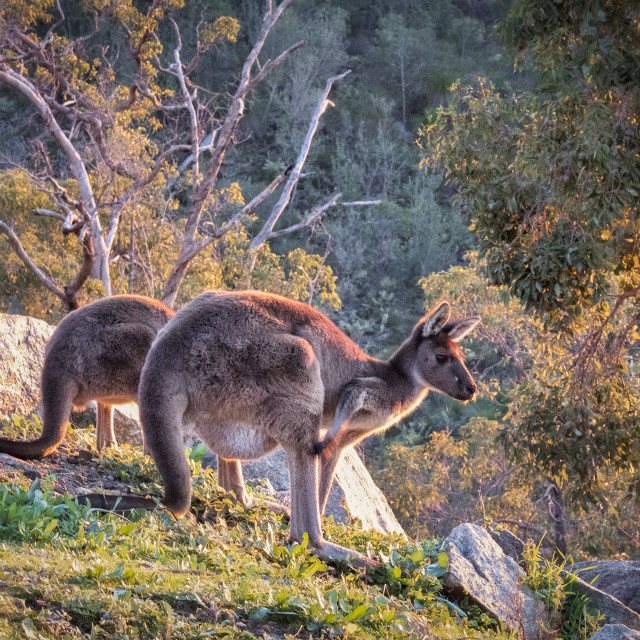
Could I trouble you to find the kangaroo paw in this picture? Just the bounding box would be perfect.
[310,540,381,570]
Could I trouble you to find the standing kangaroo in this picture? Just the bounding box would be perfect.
[0,295,175,459]
[138,290,479,565]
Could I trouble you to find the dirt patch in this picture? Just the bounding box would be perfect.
[0,438,142,500]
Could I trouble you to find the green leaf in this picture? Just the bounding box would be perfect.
[344,604,368,621]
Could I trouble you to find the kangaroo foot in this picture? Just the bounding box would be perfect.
[309,540,381,570]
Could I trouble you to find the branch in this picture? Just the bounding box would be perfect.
[0,66,111,295]
[103,142,192,252]
[163,130,218,195]
[178,165,294,264]
[171,19,200,190]
[481,519,548,540]
[63,234,95,311]
[0,218,65,301]
[339,200,382,206]
[260,193,383,243]
[33,208,65,221]
[265,192,342,241]
[249,70,351,252]
[246,40,305,92]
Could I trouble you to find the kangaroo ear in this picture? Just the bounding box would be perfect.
[446,316,481,342]
[422,302,451,337]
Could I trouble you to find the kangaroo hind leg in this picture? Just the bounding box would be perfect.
[96,402,117,451]
[285,443,378,569]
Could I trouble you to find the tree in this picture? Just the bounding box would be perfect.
[0,0,376,313]
[420,0,640,506]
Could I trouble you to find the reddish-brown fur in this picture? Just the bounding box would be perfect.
[138,290,479,566]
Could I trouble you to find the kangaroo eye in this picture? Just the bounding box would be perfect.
[435,354,448,365]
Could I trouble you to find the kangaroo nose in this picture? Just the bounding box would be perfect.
[464,381,476,397]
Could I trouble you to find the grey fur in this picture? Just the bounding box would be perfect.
[0,295,174,459]
[138,291,480,566]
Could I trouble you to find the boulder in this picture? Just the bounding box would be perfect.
[563,571,640,632]
[589,624,640,640]
[442,523,548,640]
[488,527,526,566]
[205,447,405,535]
[571,562,640,616]
[332,448,405,534]
[0,313,54,419]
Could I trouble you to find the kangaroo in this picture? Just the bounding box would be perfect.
[0,295,175,459]
[137,290,479,566]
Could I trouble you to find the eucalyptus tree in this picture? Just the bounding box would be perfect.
[0,0,376,313]
[421,0,640,515]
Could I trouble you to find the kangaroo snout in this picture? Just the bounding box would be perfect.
[464,381,477,399]
[456,378,477,401]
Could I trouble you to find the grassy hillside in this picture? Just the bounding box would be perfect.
[0,419,508,640]
[0,418,604,640]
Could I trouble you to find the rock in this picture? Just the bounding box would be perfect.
[442,523,548,640]
[0,313,54,419]
[571,562,640,616]
[241,448,289,491]
[565,562,640,631]
[76,402,144,448]
[588,624,640,640]
[566,575,640,632]
[332,448,405,534]
[488,527,526,566]
[205,447,405,535]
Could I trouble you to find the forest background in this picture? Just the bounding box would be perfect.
[0,0,638,561]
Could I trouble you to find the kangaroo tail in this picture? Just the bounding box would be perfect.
[138,381,192,519]
[0,372,76,460]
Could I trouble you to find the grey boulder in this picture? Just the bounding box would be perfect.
[588,624,640,640]
[442,523,548,640]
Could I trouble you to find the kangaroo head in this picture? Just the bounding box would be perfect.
[413,302,480,401]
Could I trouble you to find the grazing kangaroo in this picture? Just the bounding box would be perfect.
[138,290,479,565]
[0,295,175,459]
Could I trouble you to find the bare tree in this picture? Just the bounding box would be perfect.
[0,0,377,311]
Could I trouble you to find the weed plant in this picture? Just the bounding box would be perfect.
[523,541,605,640]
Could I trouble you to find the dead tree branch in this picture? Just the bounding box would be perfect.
[161,0,300,306]
[248,70,351,257]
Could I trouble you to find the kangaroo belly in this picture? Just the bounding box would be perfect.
[73,386,138,408]
[195,422,278,461]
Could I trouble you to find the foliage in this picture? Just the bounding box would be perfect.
[0,476,91,542]
[372,254,640,556]
[0,0,350,315]
[523,541,604,640]
[376,419,536,541]
[0,171,103,319]
[420,0,640,526]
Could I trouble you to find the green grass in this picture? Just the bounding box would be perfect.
[0,428,511,639]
